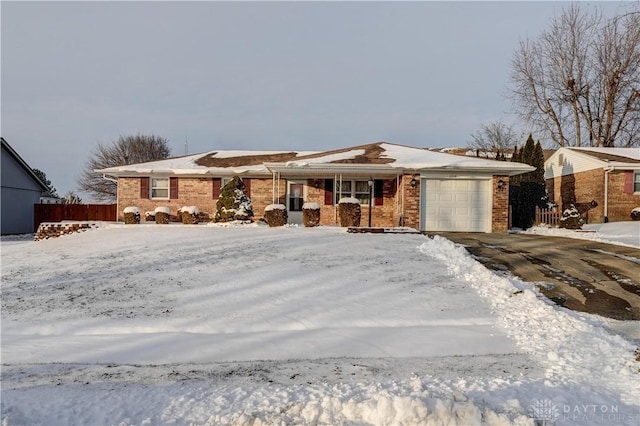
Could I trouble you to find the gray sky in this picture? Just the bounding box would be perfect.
[1,1,627,200]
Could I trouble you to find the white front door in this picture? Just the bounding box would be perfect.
[421,178,492,232]
[287,181,305,225]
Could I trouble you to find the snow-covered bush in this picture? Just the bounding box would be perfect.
[123,206,140,224]
[213,176,254,223]
[338,197,361,227]
[179,206,200,224]
[302,202,320,227]
[155,206,171,224]
[144,211,155,222]
[631,207,640,221]
[559,204,583,229]
[264,204,287,227]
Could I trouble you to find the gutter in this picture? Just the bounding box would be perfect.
[604,166,613,223]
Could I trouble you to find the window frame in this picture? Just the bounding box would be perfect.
[150,177,170,199]
[335,179,372,205]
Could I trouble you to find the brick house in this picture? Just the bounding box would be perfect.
[544,147,640,223]
[97,142,534,233]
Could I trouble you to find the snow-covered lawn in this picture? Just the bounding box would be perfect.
[523,221,640,248]
[1,224,639,425]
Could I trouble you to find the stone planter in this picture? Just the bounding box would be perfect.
[155,206,170,224]
[338,198,361,227]
[180,206,200,224]
[123,206,140,224]
[264,204,287,227]
[302,202,320,227]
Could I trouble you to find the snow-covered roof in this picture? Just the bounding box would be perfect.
[97,142,534,177]
[545,147,640,179]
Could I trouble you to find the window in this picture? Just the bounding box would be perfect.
[151,178,169,199]
[635,172,640,193]
[335,179,372,205]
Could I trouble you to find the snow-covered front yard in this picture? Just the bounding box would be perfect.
[1,223,639,425]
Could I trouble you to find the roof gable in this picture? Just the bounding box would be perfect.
[1,137,49,192]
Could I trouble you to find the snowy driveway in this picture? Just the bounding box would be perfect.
[2,225,517,364]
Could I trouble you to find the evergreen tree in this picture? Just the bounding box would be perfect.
[213,177,254,222]
[509,135,548,229]
[32,168,58,198]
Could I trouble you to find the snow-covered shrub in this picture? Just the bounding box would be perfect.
[155,206,171,224]
[559,204,583,229]
[144,211,155,222]
[123,206,140,224]
[631,207,640,221]
[338,197,361,227]
[179,206,200,224]
[213,176,254,223]
[264,204,287,227]
[302,202,320,227]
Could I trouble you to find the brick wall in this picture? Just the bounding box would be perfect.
[402,175,420,229]
[546,169,640,223]
[492,176,510,233]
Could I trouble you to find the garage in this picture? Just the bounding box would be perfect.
[420,178,492,232]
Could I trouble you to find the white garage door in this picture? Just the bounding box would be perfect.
[421,178,492,232]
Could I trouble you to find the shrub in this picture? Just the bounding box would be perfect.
[180,206,200,224]
[155,206,170,224]
[303,202,320,227]
[559,204,583,229]
[123,206,140,224]
[631,207,640,221]
[338,198,361,227]
[264,204,287,227]
[214,176,254,222]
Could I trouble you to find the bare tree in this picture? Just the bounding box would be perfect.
[468,120,520,159]
[62,191,82,204]
[510,3,640,147]
[78,134,171,202]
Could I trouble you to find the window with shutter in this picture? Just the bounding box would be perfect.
[212,178,221,199]
[140,177,150,199]
[170,177,178,199]
[243,178,251,197]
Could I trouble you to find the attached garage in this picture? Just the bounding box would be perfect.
[420,178,492,233]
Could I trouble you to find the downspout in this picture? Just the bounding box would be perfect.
[604,166,613,223]
[102,174,119,222]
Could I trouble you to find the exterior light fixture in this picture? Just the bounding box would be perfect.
[314,181,320,189]
[410,177,418,187]
[497,179,506,191]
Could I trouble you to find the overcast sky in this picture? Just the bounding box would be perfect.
[1,1,628,200]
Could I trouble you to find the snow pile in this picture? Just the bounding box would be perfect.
[338,197,360,204]
[303,202,320,209]
[264,203,286,211]
[123,206,140,214]
[154,206,171,214]
[179,205,199,214]
[523,221,640,248]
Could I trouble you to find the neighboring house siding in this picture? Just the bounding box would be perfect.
[1,144,43,234]
[546,169,639,223]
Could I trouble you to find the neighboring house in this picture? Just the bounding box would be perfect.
[97,142,534,233]
[545,147,640,223]
[1,138,49,234]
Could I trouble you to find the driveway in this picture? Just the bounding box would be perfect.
[434,232,640,320]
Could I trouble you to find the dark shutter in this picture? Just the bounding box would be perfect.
[212,178,221,199]
[140,177,149,199]
[374,179,384,206]
[324,179,334,205]
[170,177,179,199]
[623,171,634,194]
[243,178,251,197]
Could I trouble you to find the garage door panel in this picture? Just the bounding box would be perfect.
[422,179,491,232]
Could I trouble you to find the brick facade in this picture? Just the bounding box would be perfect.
[118,173,514,231]
[546,169,640,223]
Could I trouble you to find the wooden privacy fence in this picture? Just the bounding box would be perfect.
[534,206,560,226]
[34,204,117,229]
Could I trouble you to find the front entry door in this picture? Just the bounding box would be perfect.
[287,181,305,225]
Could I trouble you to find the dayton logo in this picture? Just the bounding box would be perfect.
[528,399,559,425]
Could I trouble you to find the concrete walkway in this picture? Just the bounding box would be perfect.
[434,232,640,320]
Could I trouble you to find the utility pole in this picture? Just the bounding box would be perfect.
[184,137,188,156]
